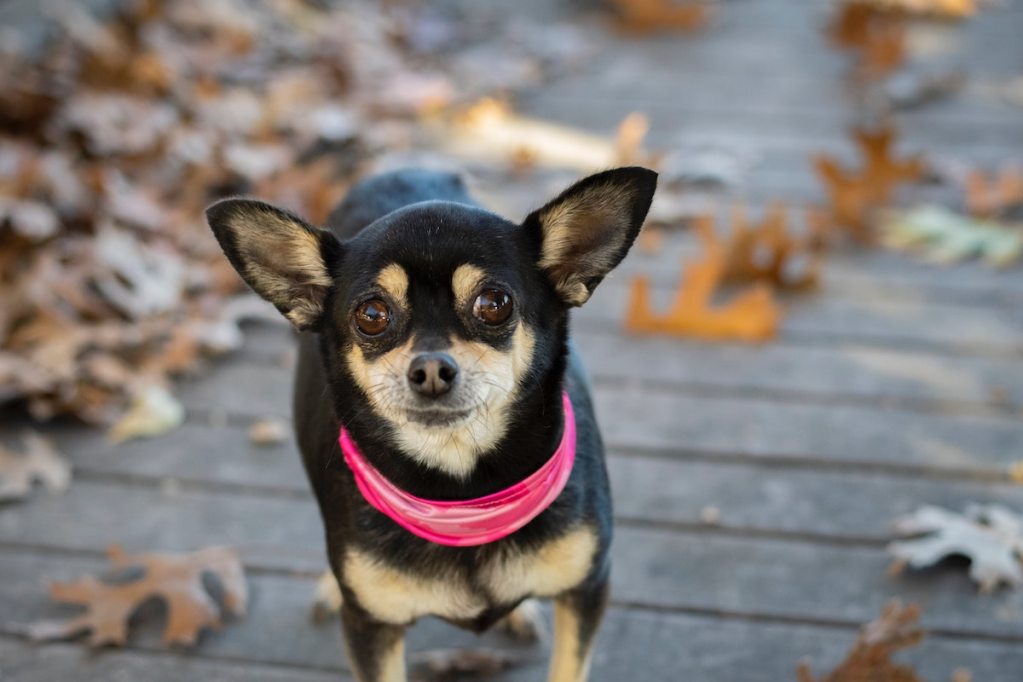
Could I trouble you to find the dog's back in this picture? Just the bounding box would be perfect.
[326,169,474,240]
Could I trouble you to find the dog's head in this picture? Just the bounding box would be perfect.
[206,167,656,477]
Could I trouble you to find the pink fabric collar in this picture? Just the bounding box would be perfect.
[338,392,576,547]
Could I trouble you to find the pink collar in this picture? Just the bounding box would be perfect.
[338,392,576,547]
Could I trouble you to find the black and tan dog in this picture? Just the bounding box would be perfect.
[206,166,656,681]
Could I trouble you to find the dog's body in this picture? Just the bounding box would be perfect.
[207,167,656,681]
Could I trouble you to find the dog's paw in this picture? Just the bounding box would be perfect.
[495,599,546,643]
[311,570,343,622]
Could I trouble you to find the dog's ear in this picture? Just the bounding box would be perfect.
[205,198,341,331]
[523,167,657,306]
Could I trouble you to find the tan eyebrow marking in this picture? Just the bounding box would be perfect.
[451,263,487,309]
[376,263,409,305]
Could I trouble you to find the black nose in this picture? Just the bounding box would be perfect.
[407,352,459,398]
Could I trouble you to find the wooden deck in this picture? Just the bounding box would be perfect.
[3,1,1023,680]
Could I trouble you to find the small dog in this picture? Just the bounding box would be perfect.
[206,166,657,682]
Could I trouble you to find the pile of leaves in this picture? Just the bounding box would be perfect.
[0,0,588,427]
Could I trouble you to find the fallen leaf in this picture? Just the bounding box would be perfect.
[888,504,1023,591]
[26,545,247,647]
[609,0,711,35]
[880,205,1022,267]
[248,418,287,446]
[442,98,641,172]
[625,216,782,342]
[1009,462,1023,485]
[814,125,925,241]
[108,385,185,444]
[411,648,525,681]
[0,432,71,502]
[963,167,1023,219]
[854,125,926,202]
[719,204,824,291]
[861,0,976,18]
[797,600,925,682]
[827,2,907,78]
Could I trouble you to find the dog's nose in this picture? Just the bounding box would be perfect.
[407,352,459,398]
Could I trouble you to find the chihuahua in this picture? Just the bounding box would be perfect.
[206,166,657,682]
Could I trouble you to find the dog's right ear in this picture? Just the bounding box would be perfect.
[205,198,342,331]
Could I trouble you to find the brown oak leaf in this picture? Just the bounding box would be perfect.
[27,545,247,647]
[797,600,925,682]
[625,216,781,342]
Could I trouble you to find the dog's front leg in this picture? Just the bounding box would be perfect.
[547,578,610,682]
[340,603,407,682]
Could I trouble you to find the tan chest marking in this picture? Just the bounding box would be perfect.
[343,526,598,625]
[483,525,598,604]
[343,548,486,625]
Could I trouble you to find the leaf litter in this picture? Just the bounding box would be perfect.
[25,545,247,647]
[0,0,592,427]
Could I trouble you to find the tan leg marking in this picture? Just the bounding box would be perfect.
[375,636,406,682]
[548,596,593,682]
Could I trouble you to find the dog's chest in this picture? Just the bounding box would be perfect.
[342,525,597,624]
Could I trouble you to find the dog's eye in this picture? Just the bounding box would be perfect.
[472,289,513,326]
[354,299,391,336]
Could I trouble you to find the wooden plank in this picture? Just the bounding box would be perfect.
[0,480,327,574]
[2,482,1021,638]
[4,550,1023,682]
[576,333,1023,410]
[594,383,1023,474]
[29,417,1023,541]
[0,638,346,682]
[582,281,1023,354]
[611,526,1023,640]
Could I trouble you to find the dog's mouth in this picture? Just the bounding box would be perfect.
[404,407,473,427]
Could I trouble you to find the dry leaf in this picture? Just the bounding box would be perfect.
[442,99,654,172]
[26,545,247,647]
[719,204,824,291]
[964,167,1023,219]
[248,418,287,446]
[861,0,976,18]
[814,125,924,241]
[0,432,71,502]
[888,504,1023,591]
[827,3,907,78]
[798,600,925,682]
[411,648,525,681]
[625,217,781,342]
[880,205,1022,267]
[1009,462,1023,485]
[610,0,711,35]
[108,385,185,444]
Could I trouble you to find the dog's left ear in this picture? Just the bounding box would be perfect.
[523,166,657,306]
